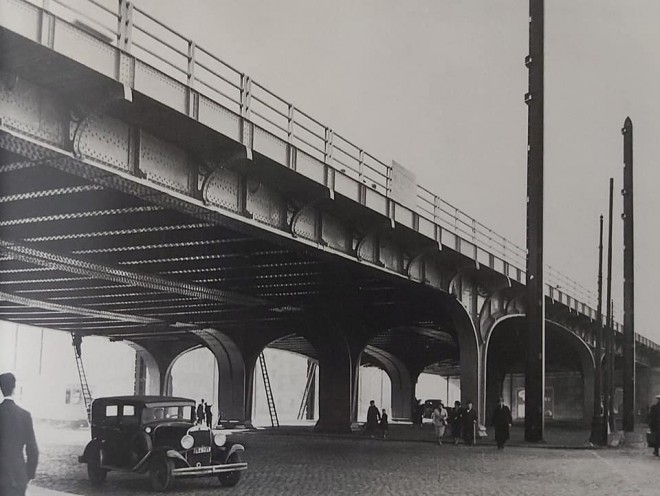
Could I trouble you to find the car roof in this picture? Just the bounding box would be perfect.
[92,395,195,406]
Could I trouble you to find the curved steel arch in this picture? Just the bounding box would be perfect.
[483,314,596,423]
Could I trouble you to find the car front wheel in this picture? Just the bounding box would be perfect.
[87,445,108,485]
[217,452,242,487]
[149,456,174,492]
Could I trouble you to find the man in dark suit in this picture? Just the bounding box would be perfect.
[0,372,39,496]
[491,397,513,450]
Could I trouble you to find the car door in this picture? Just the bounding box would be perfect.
[98,403,123,467]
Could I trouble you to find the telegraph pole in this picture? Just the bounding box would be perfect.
[621,117,635,432]
[524,0,545,443]
[605,178,615,434]
[589,215,605,445]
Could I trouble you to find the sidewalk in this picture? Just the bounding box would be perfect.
[29,486,75,496]
[254,421,650,450]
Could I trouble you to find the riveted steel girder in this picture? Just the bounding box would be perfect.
[0,237,265,306]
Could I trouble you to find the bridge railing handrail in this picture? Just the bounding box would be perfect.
[30,0,618,329]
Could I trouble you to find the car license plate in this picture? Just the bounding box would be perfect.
[193,446,211,454]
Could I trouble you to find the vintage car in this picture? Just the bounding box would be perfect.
[78,396,247,491]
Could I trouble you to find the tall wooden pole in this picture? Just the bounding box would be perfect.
[524,0,545,443]
[622,117,635,432]
[590,215,605,445]
[605,178,615,433]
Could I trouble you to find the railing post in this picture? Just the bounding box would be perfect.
[324,127,334,165]
[187,40,196,87]
[186,40,198,119]
[358,149,364,180]
[471,219,478,260]
[117,0,133,52]
[287,104,294,143]
[240,74,252,119]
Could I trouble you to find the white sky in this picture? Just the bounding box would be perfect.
[132,0,660,341]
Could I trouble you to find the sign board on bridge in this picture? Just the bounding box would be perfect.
[390,160,417,211]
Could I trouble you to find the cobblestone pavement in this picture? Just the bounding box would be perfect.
[32,425,658,496]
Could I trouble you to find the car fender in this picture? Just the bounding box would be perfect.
[132,447,179,473]
[78,438,102,464]
[224,444,245,463]
[165,449,188,464]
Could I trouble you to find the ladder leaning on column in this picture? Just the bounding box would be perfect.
[71,333,93,423]
[258,352,279,427]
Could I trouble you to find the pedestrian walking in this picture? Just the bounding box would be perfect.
[462,400,478,446]
[412,398,424,428]
[431,401,448,445]
[365,400,381,437]
[197,399,206,425]
[379,409,389,440]
[205,403,213,429]
[450,400,463,445]
[0,373,39,496]
[647,395,660,456]
[491,397,513,450]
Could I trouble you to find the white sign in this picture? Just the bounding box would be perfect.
[390,160,417,210]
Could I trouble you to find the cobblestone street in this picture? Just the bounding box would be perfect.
[30,424,658,496]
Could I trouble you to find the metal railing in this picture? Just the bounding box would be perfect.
[26,0,614,327]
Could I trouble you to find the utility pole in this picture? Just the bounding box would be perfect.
[622,117,635,432]
[609,299,616,431]
[589,215,605,445]
[605,178,615,434]
[524,0,545,443]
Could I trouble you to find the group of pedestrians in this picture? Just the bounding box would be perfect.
[196,398,215,428]
[365,400,389,439]
[430,399,480,446]
[366,396,513,449]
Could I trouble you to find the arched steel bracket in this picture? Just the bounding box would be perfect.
[355,222,394,265]
[72,83,132,159]
[405,242,441,279]
[289,192,332,244]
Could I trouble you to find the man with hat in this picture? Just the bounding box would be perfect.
[648,395,660,456]
[0,372,39,496]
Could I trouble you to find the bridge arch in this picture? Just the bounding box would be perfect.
[484,315,595,425]
[251,333,319,425]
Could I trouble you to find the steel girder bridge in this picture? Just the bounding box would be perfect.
[1,0,659,431]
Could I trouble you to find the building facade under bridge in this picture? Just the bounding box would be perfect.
[1,0,660,433]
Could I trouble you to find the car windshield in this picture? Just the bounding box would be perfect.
[142,405,194,423]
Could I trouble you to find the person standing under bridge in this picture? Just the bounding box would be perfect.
[431,401,448,445]
[0,373,39,496]
[365,400,380,438]
[462,400,478,446]
[197,399,206,425]
[205,402,213,429]
[450,400,463,445]
[491,397,513,450]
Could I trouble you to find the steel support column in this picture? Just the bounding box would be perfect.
[524,0,545,442]
[622,117,635,432]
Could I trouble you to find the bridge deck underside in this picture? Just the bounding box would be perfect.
[0,151,459,365]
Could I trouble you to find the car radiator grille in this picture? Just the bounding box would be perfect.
[187,430,212,466]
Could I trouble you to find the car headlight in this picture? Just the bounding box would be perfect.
[213,432,226,447]
[144,427,152,434]
[181,434,194,450]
